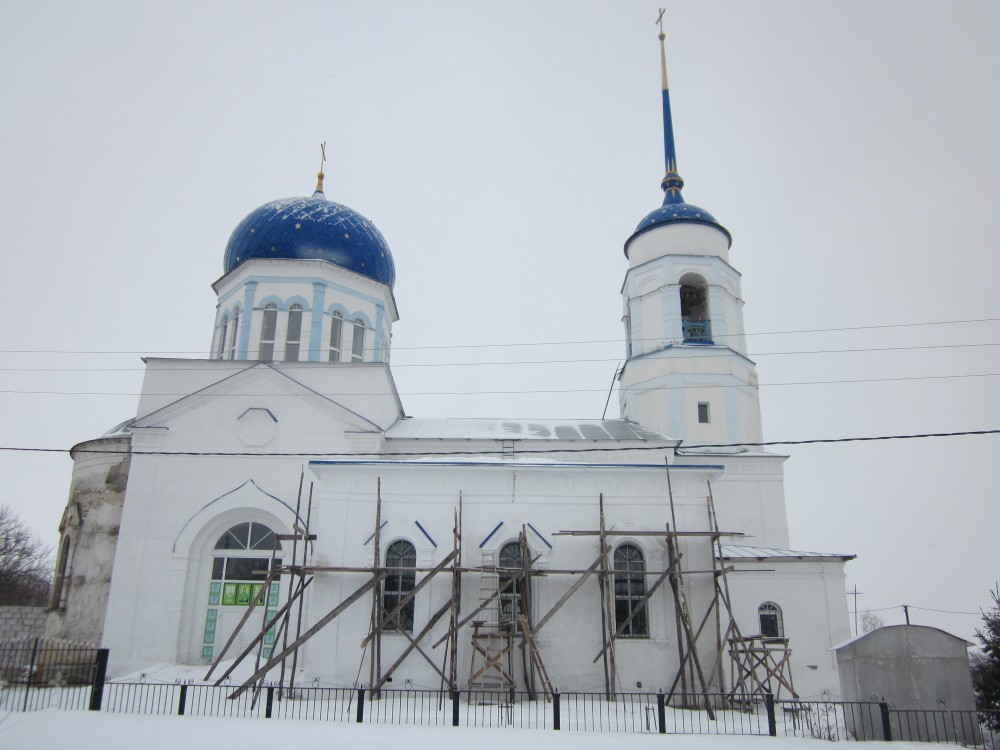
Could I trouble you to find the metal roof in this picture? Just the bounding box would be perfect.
[719,545,855,561]
[384,418,674,442]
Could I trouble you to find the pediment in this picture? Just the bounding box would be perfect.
[130,362,383,435]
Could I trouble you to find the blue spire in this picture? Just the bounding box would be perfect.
[658,12,685,205]
[624,12,731,255]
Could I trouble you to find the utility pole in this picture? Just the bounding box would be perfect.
[902,604,910,625]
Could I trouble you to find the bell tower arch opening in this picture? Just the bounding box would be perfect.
[679,272,711,343]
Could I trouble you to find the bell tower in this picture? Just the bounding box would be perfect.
[618,17,762,448]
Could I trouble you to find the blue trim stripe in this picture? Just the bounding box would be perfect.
[364,520,388,546]
[479,522,504,549]
[527,523,553,549]
[414,520,437,548]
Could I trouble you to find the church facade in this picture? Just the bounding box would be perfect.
[45,32,853,700]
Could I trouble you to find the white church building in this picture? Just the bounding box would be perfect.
[45,30,853,701]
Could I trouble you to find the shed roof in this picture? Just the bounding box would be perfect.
[720,544,855,562]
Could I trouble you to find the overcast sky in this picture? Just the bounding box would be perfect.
[1,1,998,644]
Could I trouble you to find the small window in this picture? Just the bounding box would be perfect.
[259,303,277,360]
[329,311,343,362]
[285,304,303,361]
[697,402,710,424]
[382,540,417,632]
[351,318,365,362]
[228,308,240,360]
[614,544,648,637]
[758,602,784,638]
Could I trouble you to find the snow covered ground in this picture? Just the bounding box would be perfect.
[0,709,925,750]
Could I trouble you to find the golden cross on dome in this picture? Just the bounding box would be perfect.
[315,141,327,193]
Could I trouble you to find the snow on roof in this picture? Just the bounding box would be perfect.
[720,544,856,561]
[384,417,674,442]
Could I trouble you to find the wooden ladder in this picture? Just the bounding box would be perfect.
[468,551,515,695]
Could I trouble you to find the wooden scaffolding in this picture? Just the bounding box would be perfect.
[205,464,786,708]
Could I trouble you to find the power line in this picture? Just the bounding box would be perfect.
[0,341,997,373]
[849,605,981,616]
[909,605,982,616]
[0,372,997,398]
[0,316,997,356]
[2,429,998,458]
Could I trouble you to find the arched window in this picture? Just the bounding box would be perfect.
[259,303,278,360]
[351,318,366,362]
[679,273,711,343]
[217,314,228,359]
[499,541,527,625]
[382,540,416,632]
[329,311,344,362]
[228,308,240,360]
[614,544,648,637]
[285,304,303,361]
[758,602,784,638]
[202,522,281,663]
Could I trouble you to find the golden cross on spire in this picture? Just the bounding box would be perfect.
[315,141,327,193]
[656,8,669,91]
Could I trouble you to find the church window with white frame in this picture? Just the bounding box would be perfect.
[697,402,711,424]
[329,311,344,362]
[613,543,648,637]
[758,601,784,638]
[381,540,416,632]
[216,313,228,359]
[259,303,277,360]
[228,308,240,360]
[351,318,365,362]
[498,541,527,625]
[285,304,303,361]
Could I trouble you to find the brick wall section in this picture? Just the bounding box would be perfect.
[0,606,48,640]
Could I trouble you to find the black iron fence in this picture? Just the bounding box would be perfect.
[3,645,999,747]
[99,683,1000,744]
[0,637,108,712]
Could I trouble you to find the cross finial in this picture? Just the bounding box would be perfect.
[655,9,683,199]
[315,141,327,194]
[656,9,668,90]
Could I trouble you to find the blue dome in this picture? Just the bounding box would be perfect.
[224,193,395,288]
[629,200,732,249]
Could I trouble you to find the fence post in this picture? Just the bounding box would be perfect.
[553,692,561,731]
[88,649,109,711]
[879,702,893,741]
[265,686,274,718]
[452,691,460,727]
[657,692,667,735]
[356,688,365,723]
[23,637,39,712]
[177,684,188,716]
[765,693,777,737]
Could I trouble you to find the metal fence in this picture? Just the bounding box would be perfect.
[5,654,1000,748]
[0,637,107,712]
